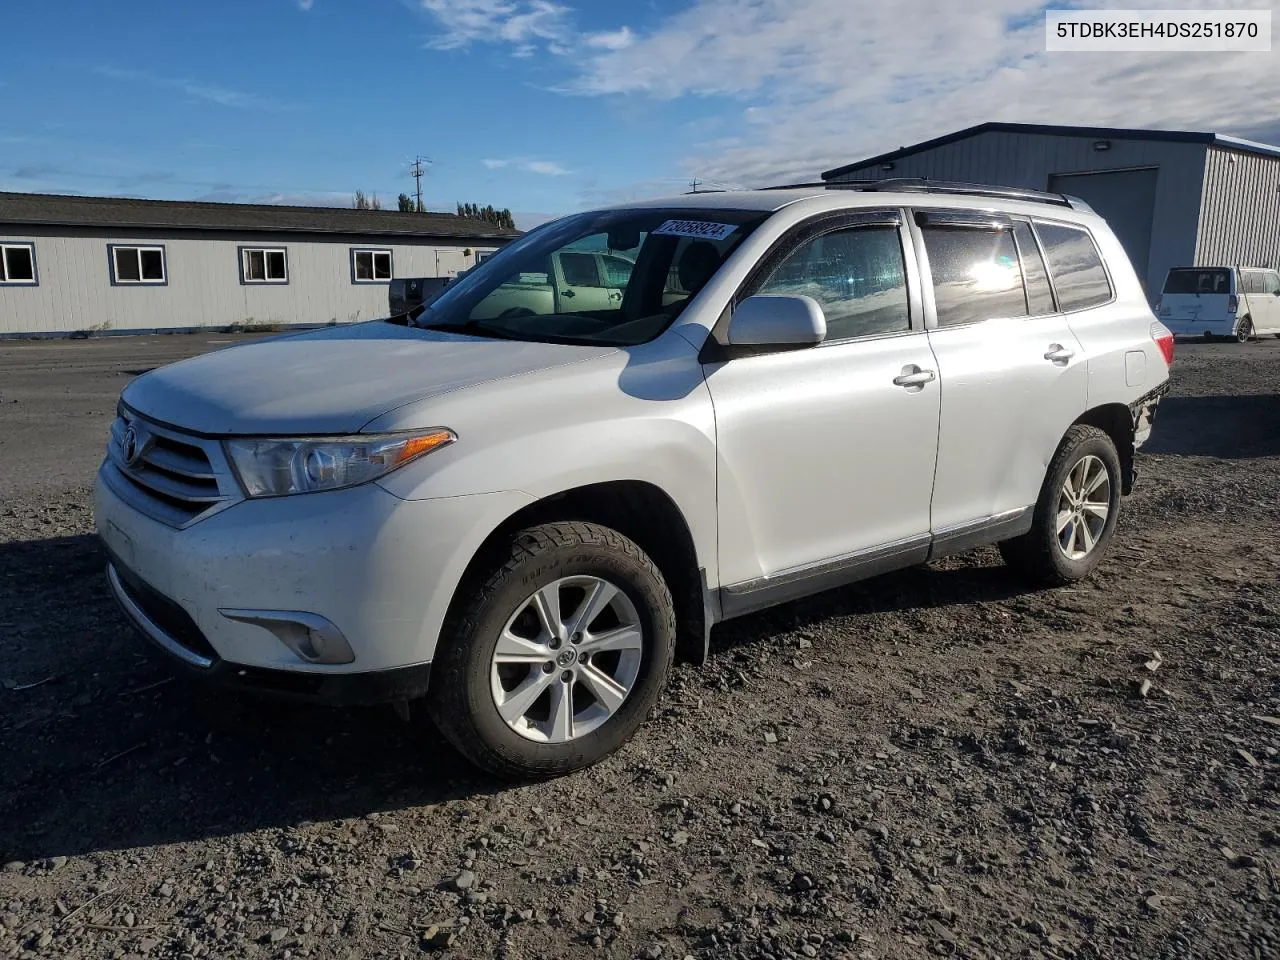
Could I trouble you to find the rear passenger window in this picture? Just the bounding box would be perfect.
[756,226,910,340]
[1035,223,1112,311]
[921,226,1027,326]
[1012,221,1055,315]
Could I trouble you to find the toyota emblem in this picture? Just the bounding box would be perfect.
[122,423,149,467]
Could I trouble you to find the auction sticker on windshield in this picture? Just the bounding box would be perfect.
[653,220,739,241]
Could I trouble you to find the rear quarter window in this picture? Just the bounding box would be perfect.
[1035,222,1112,311]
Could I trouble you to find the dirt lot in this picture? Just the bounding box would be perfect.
[1,334,1277,960]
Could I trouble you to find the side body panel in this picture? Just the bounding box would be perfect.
[371,332,722,602]
[1061,217,1169,410]
[703,331,940,587]
[924,314,1087,529]
[1242,270,1280,334]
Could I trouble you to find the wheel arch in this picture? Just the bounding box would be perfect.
[442,480,712,668]
[1073,403,1135,494]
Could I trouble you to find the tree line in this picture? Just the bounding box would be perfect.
[353,191,514,229]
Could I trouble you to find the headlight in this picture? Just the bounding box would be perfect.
[225,430,455,497]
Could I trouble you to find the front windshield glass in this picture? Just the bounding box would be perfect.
[415,207,767,346]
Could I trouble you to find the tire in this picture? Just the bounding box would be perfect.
[1236,317,1253,343]
[999,425,1122,587]
[427,521,676,779]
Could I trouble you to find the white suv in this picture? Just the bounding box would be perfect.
[95,181,1172,778]
[1157,265,1280,341]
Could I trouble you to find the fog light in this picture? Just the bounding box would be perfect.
[219,609,356,665]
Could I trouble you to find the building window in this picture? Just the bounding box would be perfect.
[0,242,37,285]
[1033,223,1113,312]
[352,248,393,283]
[240,247,288,284]
[110,245,167,285]
[476,250,495,263]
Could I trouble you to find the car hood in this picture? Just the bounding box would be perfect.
[122,321,616,435]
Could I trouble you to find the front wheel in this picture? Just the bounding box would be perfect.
[999,425,1122,586]
[427,521,676,779]
[1236,317,1253,343]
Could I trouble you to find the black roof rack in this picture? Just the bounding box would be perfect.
[763,177,1072,207]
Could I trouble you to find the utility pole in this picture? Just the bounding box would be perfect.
[409,156,430,212]
[689,176,702,193]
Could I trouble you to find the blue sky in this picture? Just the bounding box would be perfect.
[2,1,1275,228]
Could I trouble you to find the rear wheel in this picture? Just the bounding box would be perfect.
[427,521,676,779]
[1236,317,1253,343]
[999,425,1122,586]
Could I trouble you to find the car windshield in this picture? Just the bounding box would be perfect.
[1163,268,1231,295]
[413,207,768,346]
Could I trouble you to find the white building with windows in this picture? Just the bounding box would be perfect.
[0,193,518,336]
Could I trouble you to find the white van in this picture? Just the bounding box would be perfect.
[1156,266,1280,341]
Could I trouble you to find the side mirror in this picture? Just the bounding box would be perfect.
[727,294,827,347]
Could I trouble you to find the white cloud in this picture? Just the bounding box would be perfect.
[483,157,571,175]
[297,0,314,9]
[94,66,292,111]
[562,0,1280,186]
[522,159,570,175]
[419,0,572,52]
[585,26,634,51]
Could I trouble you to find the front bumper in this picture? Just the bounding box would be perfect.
[107,558,433,705]
[95,463,532,694]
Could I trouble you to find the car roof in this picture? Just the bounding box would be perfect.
[612,186,1102,226]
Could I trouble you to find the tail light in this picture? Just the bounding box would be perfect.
[1151,320,1175,366]
[1228,295,1238,314]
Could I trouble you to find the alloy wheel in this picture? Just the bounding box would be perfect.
[1055,454,1111,561]
[490,576,643,743]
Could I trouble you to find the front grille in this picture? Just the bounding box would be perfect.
[104,411,241,527]
[110,559,220,663]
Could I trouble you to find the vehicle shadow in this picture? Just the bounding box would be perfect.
[1144,394,1280,459]
[0,534,503,862]
[707,555,1032,655]
[0,535,1030,861]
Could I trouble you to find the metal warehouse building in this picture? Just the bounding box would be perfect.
[822,122,1280,299]
[0,193,518,337]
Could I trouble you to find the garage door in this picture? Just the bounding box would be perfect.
[1049,168,1158,293]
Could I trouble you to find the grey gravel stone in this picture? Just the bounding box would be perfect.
[450,869,477,891]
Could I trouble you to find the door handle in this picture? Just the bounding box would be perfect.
[608,291,622,302]
[561,289,576,298]
[893,365,936,389]
[1044,343,1075,364]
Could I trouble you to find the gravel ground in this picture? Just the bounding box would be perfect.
[1,334,1277,960]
